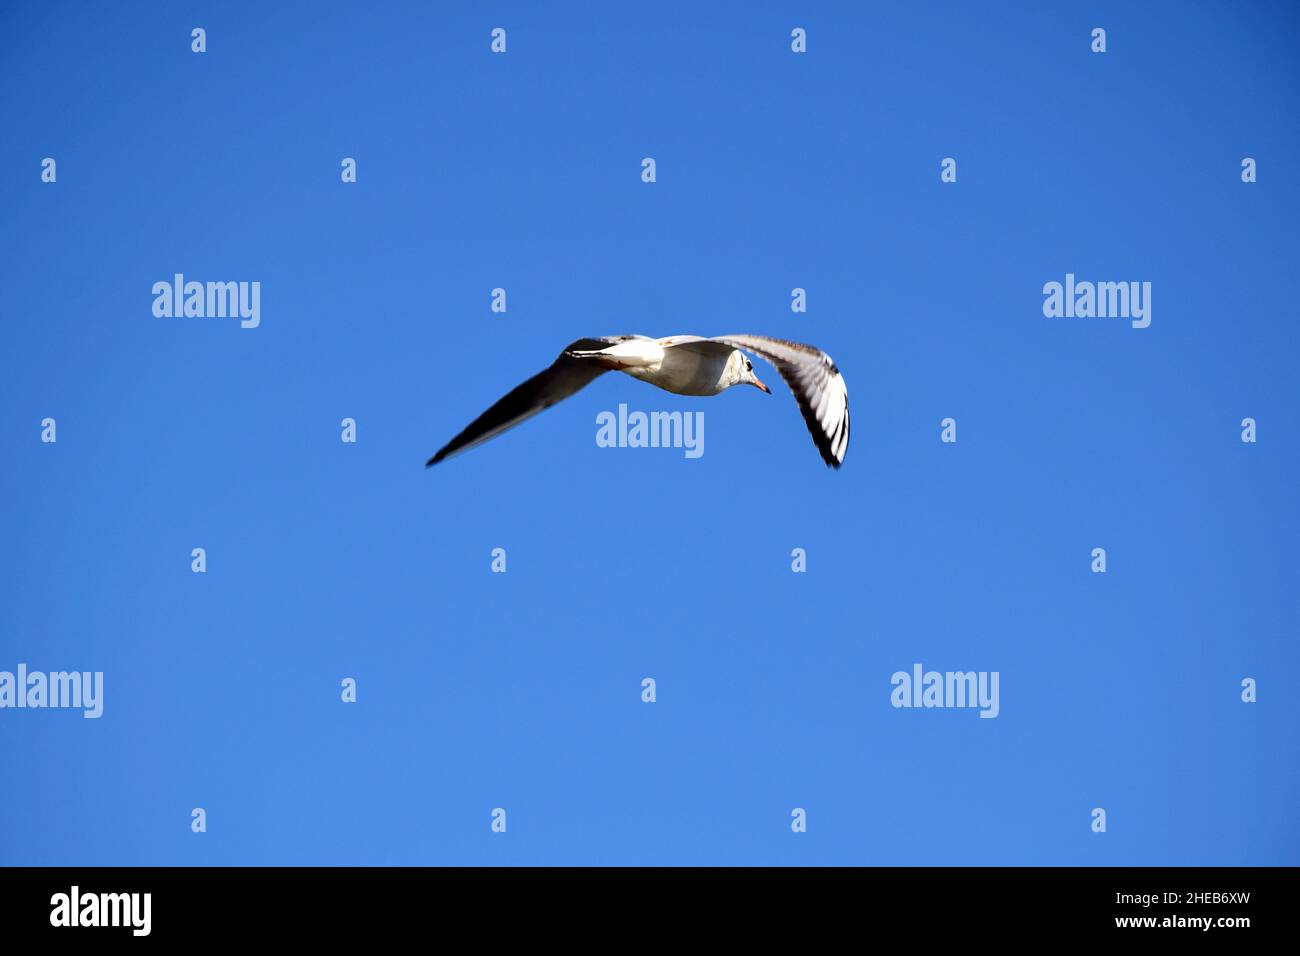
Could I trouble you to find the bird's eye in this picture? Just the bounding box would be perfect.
[745,361,752,371]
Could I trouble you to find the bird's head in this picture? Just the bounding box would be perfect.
[729,350,770,394]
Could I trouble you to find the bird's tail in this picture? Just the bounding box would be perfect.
[564,340,658,370]
[564,347,629,371]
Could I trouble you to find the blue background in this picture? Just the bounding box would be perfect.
[1,1,1296,865]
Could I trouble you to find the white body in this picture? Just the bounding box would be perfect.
[570,337,749,396]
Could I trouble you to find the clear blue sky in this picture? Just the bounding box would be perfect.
[1,1,1296,865]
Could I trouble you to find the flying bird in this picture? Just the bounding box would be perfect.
[426,334,850,468]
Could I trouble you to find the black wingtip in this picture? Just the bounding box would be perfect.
[425,454,439,468]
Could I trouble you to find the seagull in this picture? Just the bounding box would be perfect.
[426,334,850,468]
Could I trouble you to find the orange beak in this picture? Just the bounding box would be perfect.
[751,374,771,394]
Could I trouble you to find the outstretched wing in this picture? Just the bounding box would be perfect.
[426,337,638,466]
[709,334,850,468]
